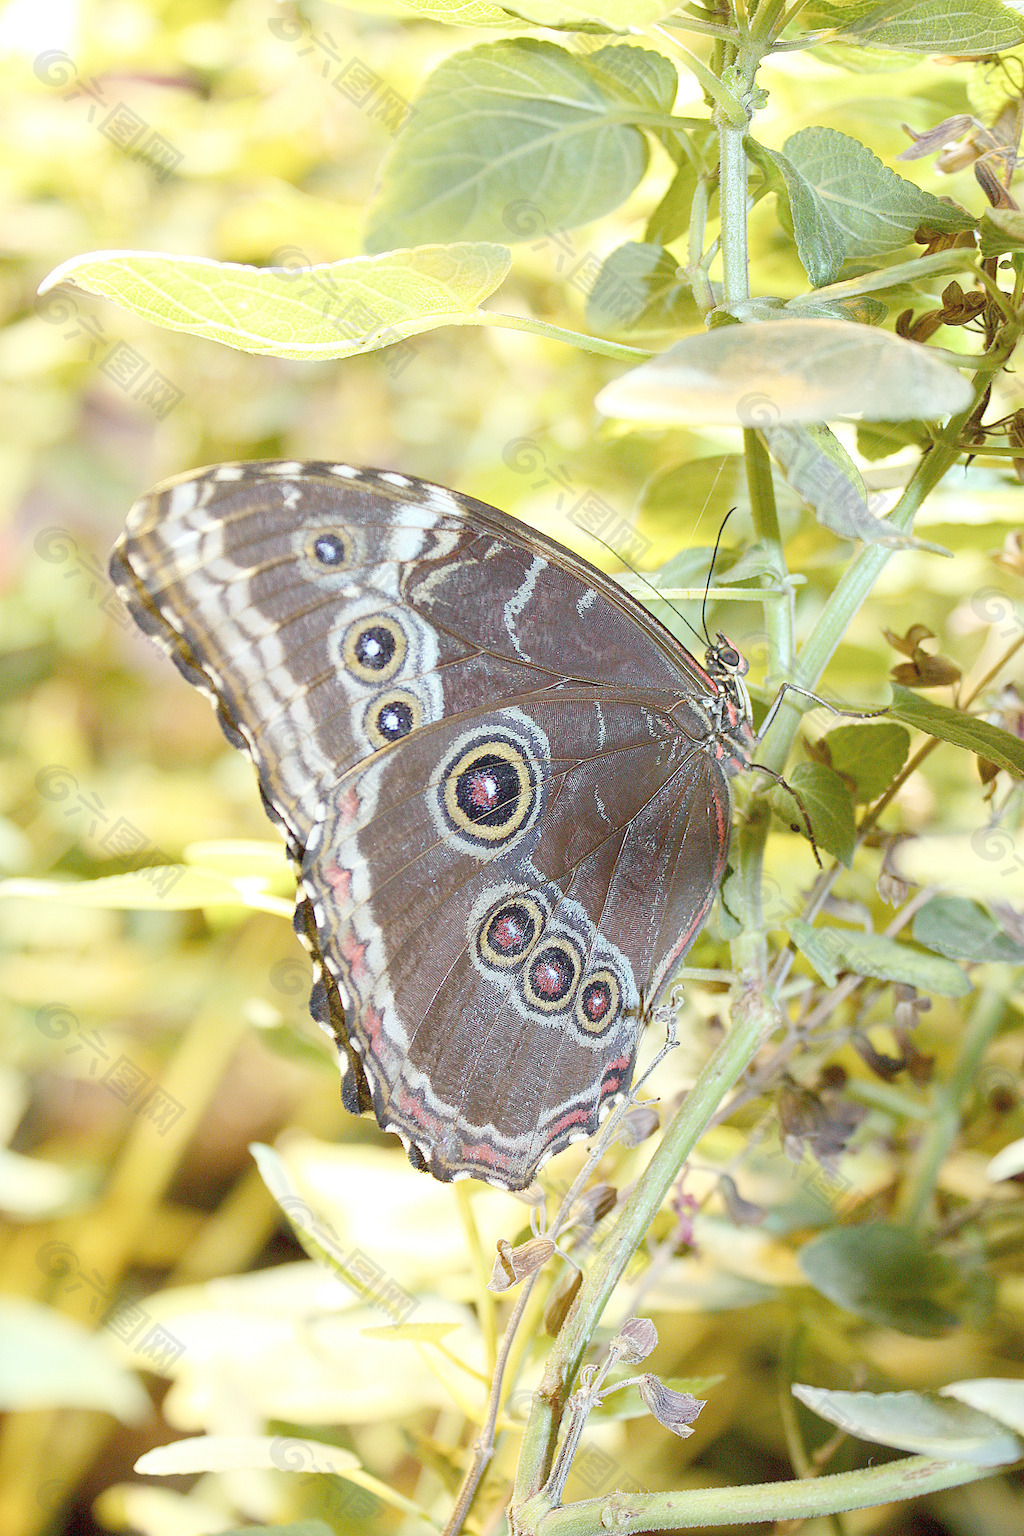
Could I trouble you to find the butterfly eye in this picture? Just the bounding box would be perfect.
[342,615,407,683]
[719,645,740,668]
[310,530,350,566]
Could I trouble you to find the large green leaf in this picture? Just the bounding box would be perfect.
[749,140,847,288]
[803,0,1024,54]
[913,896,1024,964]
[787,921,971,994]
[799,1222,967,1336]
[764,425,943,550]
[783,127,975,260]
[823,722,911,801]
[888,685,1024,777]
[40,246,511,360]
[366,41,674,250]
[596,319,973,425]
[793,1384,1022,1464]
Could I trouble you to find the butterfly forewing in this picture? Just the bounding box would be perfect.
[111,461,739,1188]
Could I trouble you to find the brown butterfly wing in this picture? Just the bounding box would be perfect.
[112,461,732,1187]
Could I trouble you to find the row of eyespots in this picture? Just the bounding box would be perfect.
[308,527,423,745]
[476,896,624,1036]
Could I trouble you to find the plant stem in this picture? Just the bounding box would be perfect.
[512,992,771,1509]
[896,985,1006,1227]
[526,1454,1001,1533]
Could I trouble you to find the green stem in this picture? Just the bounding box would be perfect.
[512,994,771,1505]
[717,120,751,303]
[478,312,650,361]
[897,985,1006,1228]
[525,1455,1003,1533]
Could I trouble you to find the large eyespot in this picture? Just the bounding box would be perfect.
[364,689,422,748]
[342,614,406,683]
[575,969,622,1035]
[523,938,582,1013]
[308,529,352,567]
[440,734,540,848]
[477,894,545,971]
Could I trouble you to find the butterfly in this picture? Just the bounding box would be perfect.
[110,460,755,1190]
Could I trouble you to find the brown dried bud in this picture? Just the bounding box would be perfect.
[884,623,936,658]
[616,1103,660,1148]
[637,1376,705,1438]
[718,1173,766,1228]
[612,1317,659,1363]
[487,1235,555,1293]
[568,1183,617,1229]
[543,1268,583,1336]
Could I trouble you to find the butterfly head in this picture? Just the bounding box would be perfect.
[702,633,754,758]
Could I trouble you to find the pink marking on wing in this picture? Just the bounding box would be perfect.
[324,864,352,899]
[337,786,359,825]
[340,932,368,980]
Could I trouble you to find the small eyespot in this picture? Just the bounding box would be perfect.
[310,531,349,566]
[342,614,406,683]
[364,689,422,747]
[575,969,622,1035]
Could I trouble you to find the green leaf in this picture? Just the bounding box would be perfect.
[0,1298,149,1421]
[888,684,1024,777]
[496,0,682,26]
[793,1384,1022,1464]
[980,207,1024,258]
[595,319,974,426]
[764,424,943,550]
[943,1378,1024,1437]
[798,1222,966,1336]
[799,925,971,995]
[782,127,976,261]
[585,241,696,334]
[769,762,855,865]
[645,158,699,245]
[803,0,1024,53]
[748,140,847,287]
[913,896,1024,963]
[788,919,840,986]
[823,722,911,800]
[366,41,672,250]
[386,0,520,22]
[40,246,511,360]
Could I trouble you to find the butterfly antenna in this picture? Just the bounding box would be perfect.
[702,508,736,646]
[585,530,705,648]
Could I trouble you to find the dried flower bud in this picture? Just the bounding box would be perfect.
[612,1317,659,1363]
[617,1103,660,1148]
[637,1375,705,1437]
[568,1183,617,1229]
[719,1173,766,1228]
[488,1235,555,1293]
[543,1268,582,1335]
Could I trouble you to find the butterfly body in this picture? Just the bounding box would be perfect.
[112,461,752,1189]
